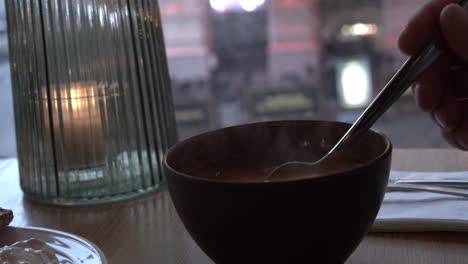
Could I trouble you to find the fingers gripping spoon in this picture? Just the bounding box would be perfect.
[266,0,468,182]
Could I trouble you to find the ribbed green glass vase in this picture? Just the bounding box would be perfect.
[6,0,178,205]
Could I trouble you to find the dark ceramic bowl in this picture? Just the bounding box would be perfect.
[164,120,392,264]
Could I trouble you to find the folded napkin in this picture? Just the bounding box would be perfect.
[372,171,468,232]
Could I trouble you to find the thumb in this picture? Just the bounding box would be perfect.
[440,3,468,61]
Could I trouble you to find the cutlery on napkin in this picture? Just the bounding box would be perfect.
[373,171,468,232]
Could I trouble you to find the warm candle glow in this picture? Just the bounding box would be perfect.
[45,82,106,170]
[69,88,95,110]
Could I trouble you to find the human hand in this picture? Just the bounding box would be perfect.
[399,0,468,149]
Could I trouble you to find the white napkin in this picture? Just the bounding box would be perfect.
[372,171,468,232]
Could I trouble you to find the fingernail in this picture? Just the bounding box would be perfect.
[444,3,468,25]
[441,3,468,60]
[442,130,464,150]
[453,121,468,150]
[457,139,468,151]
[410,83,417,95]
[455,133,468,151]
[433,110,448,129]
[443,3,466,16]
[412,82,420,104]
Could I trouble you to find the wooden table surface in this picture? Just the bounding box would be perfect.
[2,149,468,263]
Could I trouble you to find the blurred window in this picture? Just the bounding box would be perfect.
[160,0,448,148]
[0,0,450,157]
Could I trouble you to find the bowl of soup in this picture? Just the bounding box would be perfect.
[164,120,391,263]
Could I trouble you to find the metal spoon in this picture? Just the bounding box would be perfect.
[266,0,468,182]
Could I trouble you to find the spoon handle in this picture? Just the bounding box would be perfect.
[325,0,468,157]
[393,179,468,189]
[387,184,468,198]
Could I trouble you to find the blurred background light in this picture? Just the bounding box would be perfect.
[210,0,229,12]
[341,23,378,36]
[238,0,266,12]
[337,58,372,109]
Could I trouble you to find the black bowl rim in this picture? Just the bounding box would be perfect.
[164,120,392,185]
